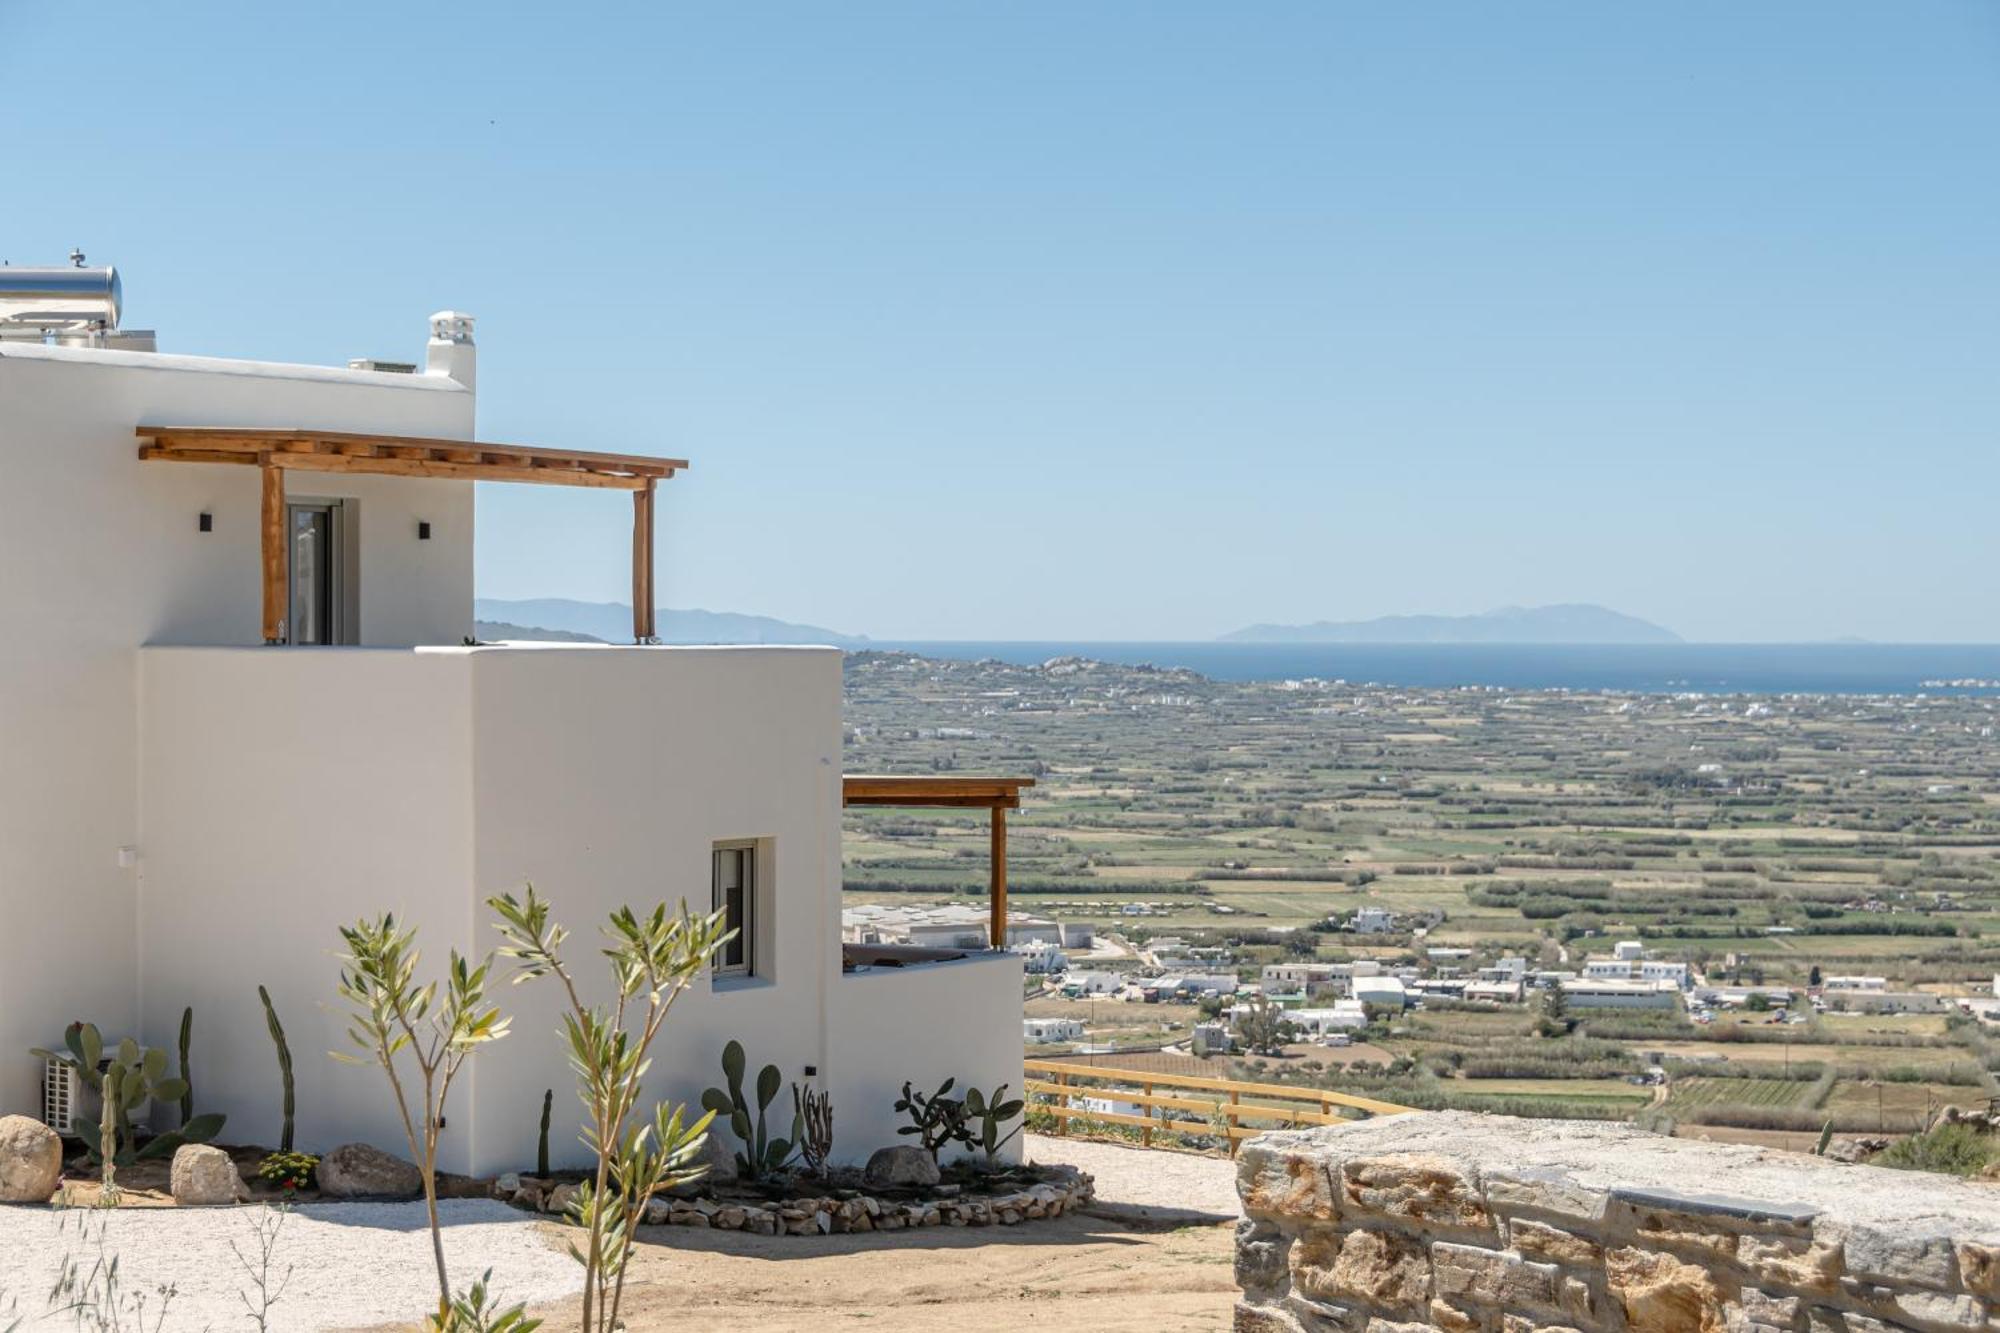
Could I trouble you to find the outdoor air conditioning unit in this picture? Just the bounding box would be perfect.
[43,1056,88,1136]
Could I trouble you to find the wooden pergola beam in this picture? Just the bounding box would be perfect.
[632,478,656,641]
[841,775,1037,948]
[135,426,684,478]
[260,457,284,645]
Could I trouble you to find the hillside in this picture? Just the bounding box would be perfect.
[1221,603,1681,644]
[474,598,863,646]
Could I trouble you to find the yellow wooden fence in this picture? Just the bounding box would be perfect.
[1022,1057,1414,1155]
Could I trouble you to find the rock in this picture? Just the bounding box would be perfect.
[864,1145,940,1190]
[698,1128,738,1183]
[1293,1228,1429,1308]
[1604,1247,1725,1333]
[0,1115,62,1204]
[169,1144,248,1206]
[318,1142,423,1199]
[547,1183,581,1217]
[1238,1138,1340,1223]
[1340,1153,1489,1230]
[495,1171,521,1194]
[1235,1218,1293,1295]
[1431,1241,1561,1312]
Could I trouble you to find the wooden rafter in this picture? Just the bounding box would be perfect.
[842,775,1037,948]
[135,426,684,490]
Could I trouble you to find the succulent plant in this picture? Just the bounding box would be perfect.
[258,985,296,1152]
[960,1084,1025,1166]
[892,1077,968,1163]
[793,1083,833,1177]
[701,1040,798,1181]
[31,1021,224,1190]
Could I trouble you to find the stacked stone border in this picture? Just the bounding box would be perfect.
[1234,1111,2000,1333]
[496,1165,1093,1236]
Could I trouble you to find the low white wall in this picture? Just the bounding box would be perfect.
[830,953,1026,1167]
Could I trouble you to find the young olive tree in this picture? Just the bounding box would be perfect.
[489,887,729,1333]
[335,916,510,1319]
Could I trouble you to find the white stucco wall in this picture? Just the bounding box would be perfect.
[463,644,844,1175]
[831,954,1026,1166]
[0,341,473,1120]
[135,642,1022,1175]
[135,647,476,1158]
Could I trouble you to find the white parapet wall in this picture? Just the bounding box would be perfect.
[831,952,1026,1166]
[1235,1110,2000,1333]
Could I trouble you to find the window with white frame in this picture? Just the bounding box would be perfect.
[712,841,756,978]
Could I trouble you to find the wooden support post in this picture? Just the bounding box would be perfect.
[1054,1071,1068,1137]
[1228,1088,1241,1157]
[1142,1080,1154,1147]
[989,802,1008,949]
[260,458,285,644]
[631,478,656,642]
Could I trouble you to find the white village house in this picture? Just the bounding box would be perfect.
[0,267,1022,1175]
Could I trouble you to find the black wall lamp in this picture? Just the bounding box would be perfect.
[417,521,432,540]
[198,512,213,533]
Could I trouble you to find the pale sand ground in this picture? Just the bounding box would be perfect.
[523,1134,1241,1331]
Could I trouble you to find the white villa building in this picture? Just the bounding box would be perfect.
[0,269,1021,1174]
[1023,1017,1085,1044]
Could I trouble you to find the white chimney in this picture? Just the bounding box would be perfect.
[426,310,476,392]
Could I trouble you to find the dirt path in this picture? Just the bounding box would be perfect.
[532,1137,1241,1330]
[562,1212,1235,1331]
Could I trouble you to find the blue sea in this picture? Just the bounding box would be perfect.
[863,642,2000,696]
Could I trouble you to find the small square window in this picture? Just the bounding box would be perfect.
[712,842,755,977]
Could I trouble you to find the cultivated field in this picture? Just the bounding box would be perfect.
[842,652,2000,1139]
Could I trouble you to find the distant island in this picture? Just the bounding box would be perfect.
[473,598,865,646]
[1221,603,1682,645]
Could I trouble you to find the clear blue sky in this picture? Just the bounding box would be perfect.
[9,2,1998,642]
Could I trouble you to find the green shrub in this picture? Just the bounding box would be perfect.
[1872,1124,2000,1178]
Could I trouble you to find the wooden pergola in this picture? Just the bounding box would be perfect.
[842,775,1036,949]
[136,426,685,644]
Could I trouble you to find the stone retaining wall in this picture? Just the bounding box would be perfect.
[1234,1111,2000,1333]
[498,1166,1093,1236]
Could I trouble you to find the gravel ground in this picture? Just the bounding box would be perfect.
[0,1199,578,1332]
[1023,1133,1241,1220]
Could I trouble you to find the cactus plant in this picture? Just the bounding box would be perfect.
[177,1006,194,1127]
[258,984,295,1152]
[892,1077,968,1163]
[537,1088,553,1177]
[31,1021,224,1191]
[793,1083,833,1177]
[701,1040,798,1181]
[959,1084,1025,1167]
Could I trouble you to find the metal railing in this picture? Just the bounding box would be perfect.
[1023,1057,1414,1155]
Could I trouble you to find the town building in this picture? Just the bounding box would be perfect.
[1023,1017,1085,1044]
[1351,907,1397,934]
[1559,979,1682,1011]
[1286,1002,1370,1036]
